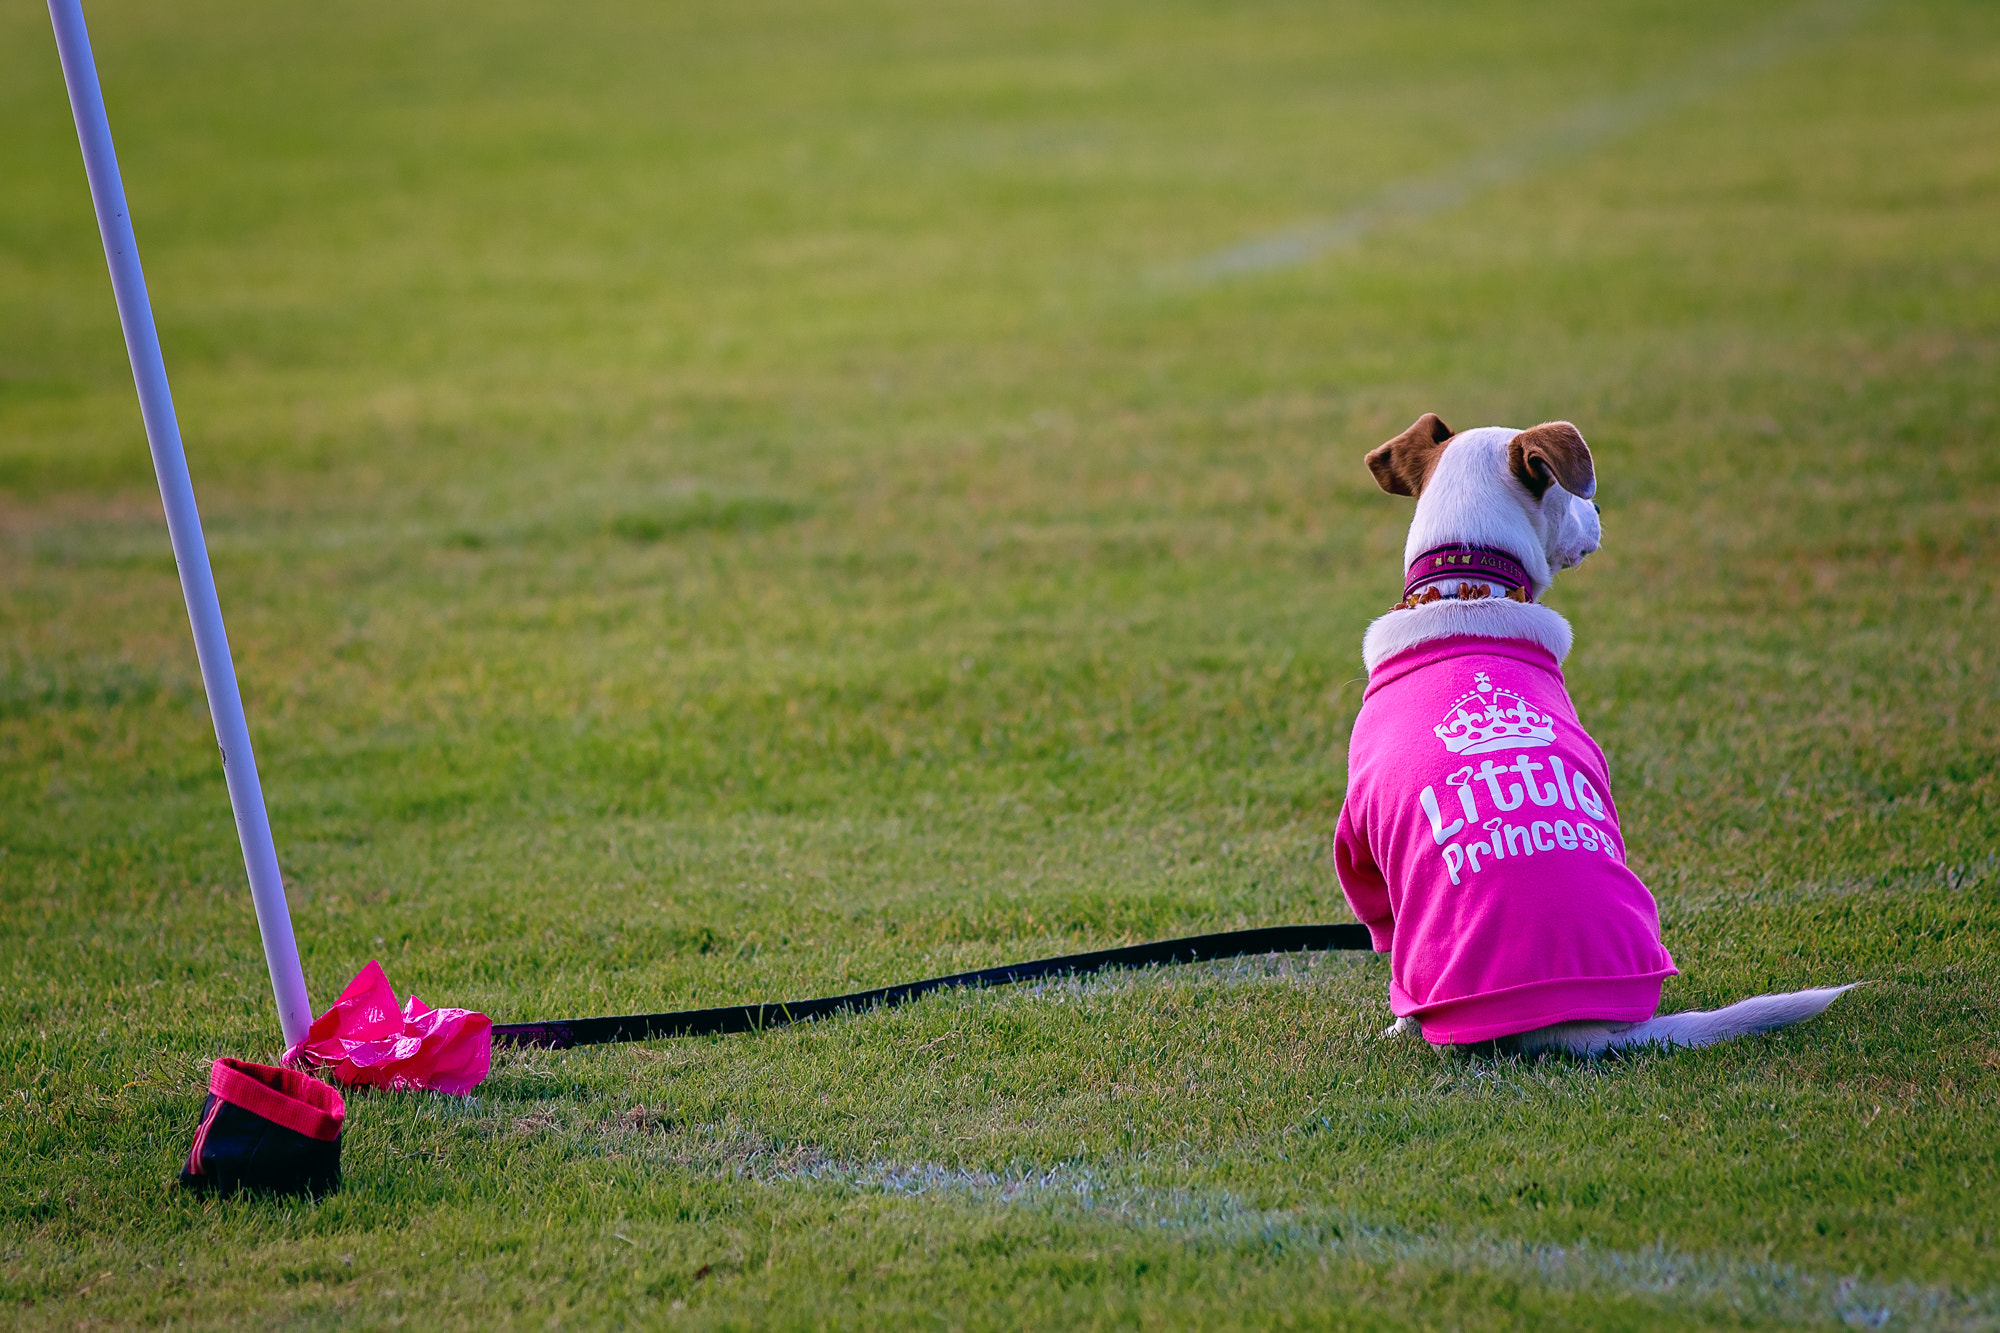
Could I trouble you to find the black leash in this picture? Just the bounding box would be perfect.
[491,922,1374,1049]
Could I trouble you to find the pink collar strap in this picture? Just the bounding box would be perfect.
[1403,544,1534,602]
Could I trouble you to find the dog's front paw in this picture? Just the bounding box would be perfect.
[1381,1015,1420,1040]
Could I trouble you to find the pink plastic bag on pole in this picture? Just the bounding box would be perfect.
[283,961,492,1095]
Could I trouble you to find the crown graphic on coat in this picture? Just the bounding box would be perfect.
[1433,671,1558,754]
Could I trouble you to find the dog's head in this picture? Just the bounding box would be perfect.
[1365,413,1601,597]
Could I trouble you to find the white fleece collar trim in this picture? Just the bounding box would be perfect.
[1361,599,1573,675]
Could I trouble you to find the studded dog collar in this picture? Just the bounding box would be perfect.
[1392,544,1535,611]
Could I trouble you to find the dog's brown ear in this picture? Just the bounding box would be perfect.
[1508,421,1595,500]
[1366,413,1454,497]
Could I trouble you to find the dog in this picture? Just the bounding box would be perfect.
[1335,413,1852,1056]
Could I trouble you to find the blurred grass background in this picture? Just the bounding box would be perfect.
[2,0,1996,1327]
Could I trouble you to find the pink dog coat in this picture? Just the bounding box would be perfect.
[1334,636,1677,1044]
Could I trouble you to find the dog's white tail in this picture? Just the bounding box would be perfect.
[1513,984,1860,1057]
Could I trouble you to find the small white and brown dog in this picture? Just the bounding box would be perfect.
[1337,413,1852,1056]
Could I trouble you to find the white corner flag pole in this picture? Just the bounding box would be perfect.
[49,0,314,1048]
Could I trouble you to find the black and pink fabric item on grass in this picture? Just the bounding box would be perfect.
[179,1058,345,1196]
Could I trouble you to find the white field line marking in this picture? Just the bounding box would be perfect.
[1178,0,1875,283]
[1657,853,1998,914]
[736,1154,1991,1329]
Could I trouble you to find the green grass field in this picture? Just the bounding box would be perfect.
[4,0,1997,1326]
